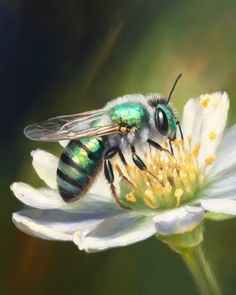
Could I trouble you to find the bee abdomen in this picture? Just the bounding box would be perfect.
[57,137,105,202]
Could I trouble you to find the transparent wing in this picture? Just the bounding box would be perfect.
[24,109,119,141]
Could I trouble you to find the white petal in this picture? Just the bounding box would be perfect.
[182,98,200,142]
[182,92,229,169]
[59,140,69,148]
[12,206,115,241]
[73,213,156,253]
[12,203,124,241]
[153,206,204,236]
[201,176,236,200]
[12,212,72,241]
[11,181,124,215]
[11,182,64,209]
[201,199,236,216]
[208,124,236,179]
[31,149,59,189]
[201,125,236,200]
[88,172,112,199]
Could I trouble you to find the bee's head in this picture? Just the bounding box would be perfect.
[148,73,182,141]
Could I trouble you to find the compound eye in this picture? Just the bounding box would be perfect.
[155,108,169,136]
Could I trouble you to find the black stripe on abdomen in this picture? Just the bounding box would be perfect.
[58,186,78,203]
[60,153,88,174]
[57,169,84,191]
[57,137,105,203]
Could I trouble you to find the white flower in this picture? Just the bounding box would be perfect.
[11,92,236,253]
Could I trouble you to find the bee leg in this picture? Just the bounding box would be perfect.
[169,139,174,156]
[104,148,130,209]
[147,139,172,155]
[117,148,128,167]
[177,121,184,141]
[131,145,147,171]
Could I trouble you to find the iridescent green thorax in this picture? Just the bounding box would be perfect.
[158,104,177,138]
[108,103,149,131]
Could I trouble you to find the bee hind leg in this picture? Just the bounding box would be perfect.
[104,147,130,210]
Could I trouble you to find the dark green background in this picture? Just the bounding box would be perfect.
[1,0,236,294]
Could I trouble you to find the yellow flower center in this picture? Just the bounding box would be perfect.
[116,136,216,212]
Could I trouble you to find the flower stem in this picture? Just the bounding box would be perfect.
[159,225,221,295]
[180,245,221,295]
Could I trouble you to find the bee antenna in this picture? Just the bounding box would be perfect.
[166,73,182,105]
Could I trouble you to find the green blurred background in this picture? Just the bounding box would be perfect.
[1,0,236,294]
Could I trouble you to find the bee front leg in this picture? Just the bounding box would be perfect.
[104,147,130,209]
[147,139,172,155]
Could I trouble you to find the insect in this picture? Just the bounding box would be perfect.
[24,74,183,209]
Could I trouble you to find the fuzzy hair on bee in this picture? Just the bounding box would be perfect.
[147,92,178,121]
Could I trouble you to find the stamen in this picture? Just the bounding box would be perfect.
[192,143,201,157]
[125,194,137,203]
[147,169,159,181]
[115,163,135,188]
[209,131,217,141]
[143,195,156,209]
[125,165,133,176]
[120,136,206,211]
[114,163,123,177]
[188,135,192,145]
[205,155,216,166]
[201,97,210,108]
[155,184,165,195]
[174,188,184,206]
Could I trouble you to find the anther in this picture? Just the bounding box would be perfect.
[192,143,201,157]
[205,155,216,166]
[125,194,137,203]
[201,97,210,108]
[175,188,184,207]
[188,135,192,145]
[209,131,217,141]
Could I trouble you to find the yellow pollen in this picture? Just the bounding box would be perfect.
[179,171,188,183]
[185,186,191,193]
[125,194,137,203]
[201,97,210,108]
[189,172,196,183]
[145,189,154,198]
[209,131,217,141]
[192,143,201,157]
[188,135,192,145]
[120,139,206,210]
[125,165,132,175]
[179,139,184,147]
[173,139,181,147]
[143,196,156,208]
[155,185,165,195]
[164,182,172,193]
[114,163,123,177]
[205,155,216,166]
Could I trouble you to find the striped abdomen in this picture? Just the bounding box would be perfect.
[57,137,105,202]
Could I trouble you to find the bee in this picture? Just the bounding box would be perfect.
[24,74,183,209]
